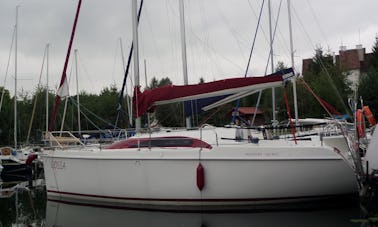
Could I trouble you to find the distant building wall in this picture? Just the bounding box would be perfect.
[302,45,372,91]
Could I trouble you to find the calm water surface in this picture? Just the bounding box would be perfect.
[0,181,376,227]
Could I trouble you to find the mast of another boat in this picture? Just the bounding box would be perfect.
[14,5,19,149]
[179,0,191,129]
[46,43,50,134]
[132,0,141,133]
[119,38,133,127]
[49,0,81,131]
[268,0,276,123]
[287,0,298,124]
[74,49,81,136]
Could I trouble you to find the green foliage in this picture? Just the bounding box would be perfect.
[301,47,352,118]
[0,84,125,146]
[370,37,378,69]
[148,77,183,127]
[358,37,378,115]
[359,68,378,114]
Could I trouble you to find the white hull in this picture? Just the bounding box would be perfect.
[42,131,357,209]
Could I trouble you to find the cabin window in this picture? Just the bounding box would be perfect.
[128,138,194,148]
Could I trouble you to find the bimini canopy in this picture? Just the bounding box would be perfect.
[133,68,294,118]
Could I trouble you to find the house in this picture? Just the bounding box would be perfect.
[230,107,265,126]
[302,44,373,90]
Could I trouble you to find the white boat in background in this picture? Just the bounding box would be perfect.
[0,146,40,182]
[365,128,378,174]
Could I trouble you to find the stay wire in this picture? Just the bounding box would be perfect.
[231,0,265,124]
[291,5,349,115]
[0,26,16,112]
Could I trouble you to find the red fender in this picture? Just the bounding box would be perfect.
[26,153,38,166]
[196,163,205,191]
[356,109,365,138]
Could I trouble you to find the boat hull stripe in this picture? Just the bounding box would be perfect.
[47,189,345,202]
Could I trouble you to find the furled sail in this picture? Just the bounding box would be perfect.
[133,68,294,117]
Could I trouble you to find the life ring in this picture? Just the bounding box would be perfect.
[363,106,376,126]
[356,109,365,138]
[1,147,11,156]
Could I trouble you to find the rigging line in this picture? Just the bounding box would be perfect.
[110,38,121,85]
[70,99,103,130]
[214,3,250,62]
[49,0,82,131]
[0,26,16,112]
[276,27,291,58]
[59,61,74,133]
[26,45,48,143]
[231,0,265,124]
[164,0,180,79]
[291,6,349,115]
[189,31,245,72]
[244,0,265,77]
[305,0,329,46]
[143,7,162,80]
[264,0,283,75]
[70,97,120,129]
[115,0,143,128]
[247,0,270,45]
[291,6,316,52]
[197,0,212,75]
[75,50,96,95]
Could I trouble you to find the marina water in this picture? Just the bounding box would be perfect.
[0,180,376,227]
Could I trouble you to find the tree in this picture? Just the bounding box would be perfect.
[148,77,183,127]
[301,46,352,118]
[370,36,378,69]
[359,37,378,115]
[0,87,12,145]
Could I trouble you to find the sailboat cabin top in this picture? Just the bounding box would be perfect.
[106,136,212,150]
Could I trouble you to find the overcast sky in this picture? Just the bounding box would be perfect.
[0,0,377,98]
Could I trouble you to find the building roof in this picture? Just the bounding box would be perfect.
[232,107,263,115]
[301,45,373,75]
[338,48,362,71]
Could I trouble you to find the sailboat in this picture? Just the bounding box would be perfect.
[42,72,357,209]
[0,6,41,182]
[41,0,358,210]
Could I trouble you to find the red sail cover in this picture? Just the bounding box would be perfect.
[133,73,288,118]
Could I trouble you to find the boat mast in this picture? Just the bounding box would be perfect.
[74,49,81,136]
[46,43,50,133]
[119,38,133,127]
[14,5,19,148]
[287,0,298,124]
[268,0,276,123]
[132,0,141,133]
[115,0,143,129]
[179,0,191,129]
[26,44,49,143]
[49,0,82,131]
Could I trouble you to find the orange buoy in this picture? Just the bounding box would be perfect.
[196,163,205,191]
[363,106,376,126]
[356,109,365,138]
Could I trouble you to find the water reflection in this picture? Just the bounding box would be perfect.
[1,181,377,227]
[0,180,46,227]
[46,200,363,227]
